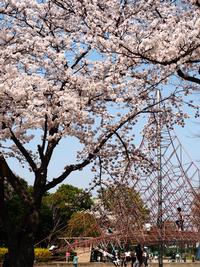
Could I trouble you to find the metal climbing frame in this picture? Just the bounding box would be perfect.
[62,98,200,262]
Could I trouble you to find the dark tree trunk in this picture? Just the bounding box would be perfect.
[7,209,40,267]
[8,232,35,267]
[0,157,43,267]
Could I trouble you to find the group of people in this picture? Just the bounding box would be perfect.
[112,244,149,267]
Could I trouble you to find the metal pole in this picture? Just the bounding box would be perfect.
[156,89,164,267]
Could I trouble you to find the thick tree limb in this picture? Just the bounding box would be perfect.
[9,128,37,172]
[37,114,50,166]
[35,126,61,193]
[0,154,33,206]
[177,69,200,85]
[38,114,48,161]
[120,43,200,66]
[42,130,61,171]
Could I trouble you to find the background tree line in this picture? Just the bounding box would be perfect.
[0,182,93,248]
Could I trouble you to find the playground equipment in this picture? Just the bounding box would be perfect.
[57,92,200,266]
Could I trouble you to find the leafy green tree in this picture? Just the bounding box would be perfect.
[0,183,93,247]
[35,198,54,247]
[0,181,53,247]
[43,184,93,243]
[50,184,93,218]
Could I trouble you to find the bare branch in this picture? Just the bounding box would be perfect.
[38,114,48,161]
[114,130,130,162]
[41,126,61,171]
[120,43,200,66]
[177,69,200,85]
[9,128,37,172]
[71,46,91,69]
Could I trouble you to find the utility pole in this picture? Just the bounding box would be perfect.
[156,89,164,267]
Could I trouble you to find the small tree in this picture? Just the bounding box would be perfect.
[43,184,93,244]
[66,212,100,238]
[99,184,149,232]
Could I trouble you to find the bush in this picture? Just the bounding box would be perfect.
[0,247,8,261]
[0,247,51,262]
[34,248,51,262]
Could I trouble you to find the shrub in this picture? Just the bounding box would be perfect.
[0,247,8,261]
[34,248,51,262]
[0,247,51,262]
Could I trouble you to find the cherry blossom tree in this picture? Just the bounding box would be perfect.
[0,0,200,266]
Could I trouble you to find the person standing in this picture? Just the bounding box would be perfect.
[125,250,131,266]
[135,244,143,267]
[66,251,70,263]
[131,251,137,267]
[120,250,126,267]
[73,252,78,267]
[143,248,149,267]
[175,207,184,231]
[102,251,107,262]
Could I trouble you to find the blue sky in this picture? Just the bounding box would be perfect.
[174,116,200,162]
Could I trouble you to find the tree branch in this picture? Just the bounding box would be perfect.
[42,128,61,171]
[0,154,33,206]
[114,130,130,162]
[44,97,169,191]
[71,46,91,69]
[120,43,200,66]
[38,114,48,161]
[9,128,37,172]
[177,69,200,85]
[192,1,200,8]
